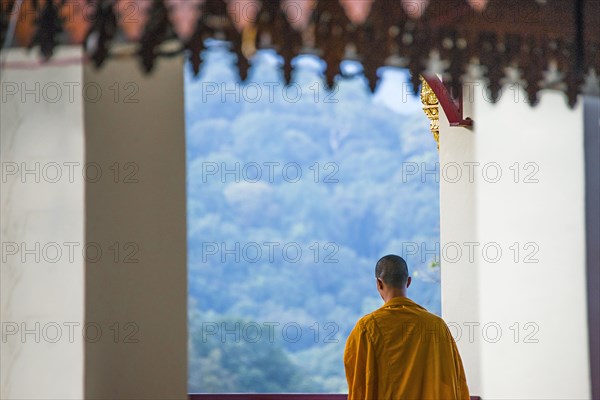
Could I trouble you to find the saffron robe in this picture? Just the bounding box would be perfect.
[344,296,470,400]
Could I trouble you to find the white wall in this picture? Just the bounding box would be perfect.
[440,84,591,399]
[1,45,188,399]
[1,47,85,399]
[83,45,188,400]
[438,97,481,393]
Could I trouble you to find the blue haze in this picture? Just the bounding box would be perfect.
[186,45,441,393]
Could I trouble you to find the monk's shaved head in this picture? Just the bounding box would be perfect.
[375,254,409,288]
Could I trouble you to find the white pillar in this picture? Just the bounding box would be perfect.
[1,45,188,399]
[440,83,591,399]
[438,95,482,394]
[83,45,187,400]
[1,46,86,400]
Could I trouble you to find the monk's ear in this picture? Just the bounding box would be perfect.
[406,276,412,288]
[376,278,384,291]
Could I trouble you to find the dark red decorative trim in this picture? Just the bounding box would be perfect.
[422,74,474,128]
[189,395,482,400]
[190,395,345,400]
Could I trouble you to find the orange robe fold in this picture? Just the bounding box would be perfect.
[344,296,470,400]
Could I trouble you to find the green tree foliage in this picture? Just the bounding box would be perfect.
[190,309,315,392]
[186,48,440,393]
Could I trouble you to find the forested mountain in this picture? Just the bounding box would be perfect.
[186,45,441,393]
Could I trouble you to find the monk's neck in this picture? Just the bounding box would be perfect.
[382,291,408,303]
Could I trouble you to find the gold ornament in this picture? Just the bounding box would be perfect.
[420,76,440,150]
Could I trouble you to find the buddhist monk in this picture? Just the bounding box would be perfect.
[344,254,470,399]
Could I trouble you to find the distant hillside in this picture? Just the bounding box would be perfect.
[186,46,441,393]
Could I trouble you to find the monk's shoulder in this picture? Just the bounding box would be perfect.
[356,311,377,328]
[416,310,457,344]
[414,306,451,327]
[386,301,452,332]
[354,311,381,336]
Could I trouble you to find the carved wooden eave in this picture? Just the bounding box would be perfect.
[1,0,599,107]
